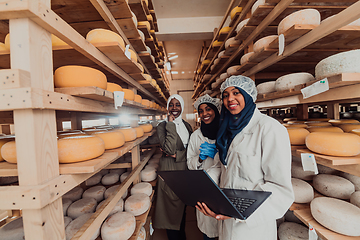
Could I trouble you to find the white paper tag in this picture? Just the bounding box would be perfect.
[114,91,124,109]
[278,34,285,56]
[309,224,318,240]
[150,219,154,235]
[124,44,131,60]
[301,78,329,99]
[301,153,318,174]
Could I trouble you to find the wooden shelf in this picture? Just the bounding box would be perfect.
[54,87,114,103]
[129,0,148,21]
[129,37,147,52]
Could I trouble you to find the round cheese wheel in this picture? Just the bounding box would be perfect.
[66,213,100,240]
[64,216,72,228]
[305,121,331,127]
[83,129,108,135]
[131,11,138,26]
[219,72,228,81]
[305,132,360,157]
[287,127,309,145]
[63,186,84,202]
[278,222,308,240]
[338,123,360,132]
[137,227,146,240]
[122,89,135,101]
[86,29,125,48]
[219,26,231,34]
[0,217,24,240]
[92,131,125,149]
[131,182,152,196]
[51,34,68,47]
[54,65,107,89]
[120,172,131,182]
[142,99,150,107]
[116,128,137,142]
[213,58,220,66]
[104,185,128,199]
[278,9,321,35]
[226,65,241,76]
[4,34,10,50]
[291,178,314,203]
[0,42,7,51]
[85,173,103,186]
[251,0,266,14]
[134,94,142,103]
[106,82,123,92]
[139,124,153,133]
[82,186,106,203]
[240,52,254,65]
[313,174,355,199]
[58,132,87,139]
[126,48,137,62]
[225,37,241,49]
[146,14,153,22]
[125,193,150,216]
[101,211,136,240]
[329,119,359,126]
[0,141,16,163]
[311,197,360,236]
[138,21,151,31]
[283,123,307,128]
[236,18,250,33]
[138,29,145,42]
[102,172,120,185]
[230,6,242,20]
[58,135,105,163]
[275,72,314,91]
[63,198,73,215]
[256,81,276,94]
[315,50,360,79]
[212,41,223,47]
[350,191,360,208]
[308,118,331,122]
[307,126,343,133]
[253,35,277,53]
[291,160,316,181]
[338,171,360,191]
[67,198,97,219]
[96,198,124,216]
[134,127,144,138]
[140,168,157,182]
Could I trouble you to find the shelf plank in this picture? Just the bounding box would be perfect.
[128,0,148,21]
[296,149,360,166]
[129,37,147,52]
[54,87,114,103]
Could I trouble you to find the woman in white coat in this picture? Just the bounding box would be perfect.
[197,75,294,240]
[187,94,221,240]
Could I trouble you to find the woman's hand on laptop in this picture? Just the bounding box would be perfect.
[196,202,231,220]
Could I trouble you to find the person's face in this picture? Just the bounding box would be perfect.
[168,98,182,118]
[198,104,216,124]
[222,87,245,115]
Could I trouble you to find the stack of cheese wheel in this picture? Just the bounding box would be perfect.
[251,0,268,14]
[54,65,107,89]
[287,127,310,145]
[315,50,360,79]
[256,81,276,94]
[116,128,137,142]
[134,127,144,138]
[82,185,106,202]
[329,119,359,126]
[278,9,321,35]
[338,123,360,132]
[275,72,314,91]
[307,126,343,133]
[305,132,360,156]
[253,35,277,53]
[125,193,150,216]
[212,41,223,47]
[91,131,125,149]
[236,18,250,33]
[58,135,105,163]
[139,124,153,133]
[240,52,254,65]
[312,174,355,199]
[101,212,136,240]
[131,182,153,196]
[106,82,123,92]
[0,217,25,240]
[134,94,142,104]
[230,6,242,20]
[122,89,135,101]
[102,172,120,185]
[86,28,125,48]
[51,34,68,47]
[66,213,100,240]
[225,37,241,49]
[67,198,97,219]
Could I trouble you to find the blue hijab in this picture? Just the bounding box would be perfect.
[216,88,256,165]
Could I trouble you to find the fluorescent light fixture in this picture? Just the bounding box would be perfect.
[165,61,171,70]
[171,71,179,74]
[168,55,178,60]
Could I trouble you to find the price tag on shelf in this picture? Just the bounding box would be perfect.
[301,153,318,174]
[150,219,154,235]
[309,224,318,240]
[278,34,285,56]
[124,44,131,60]
[301,78,329,99]
[114,91,124,109]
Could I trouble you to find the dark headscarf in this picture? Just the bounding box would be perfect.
[216,88,256,165]
[199,103,220,140]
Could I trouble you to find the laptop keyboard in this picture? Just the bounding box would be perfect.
[228,197,256,213]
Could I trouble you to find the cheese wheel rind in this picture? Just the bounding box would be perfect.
[291,178,314,203]
[0,141,17,163]
[67,198,97,219]
[101,212,136,240]
[101,173,120,185]
[86,28,125,48]
[116,128,137,142]
[63,186,84,202]
[256,81,276,94]
[350,191,360,208]
[124,193,150,216]
[139,124,153,133]
[131,182,152,196]
[123,89,135,101]
[106,82,123,93]
[82,185,106,202]
[66,213,100,240]
[287,127,309,145]
[93,131,125,149]
[313,174,355,199]
[278,9,321,35]
[275,72,314,91]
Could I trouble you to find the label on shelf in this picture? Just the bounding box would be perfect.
[301,153,318,174]
[301,78,329,99]
[308,223,318,240]
[278,34,285,56]
[114,91,125,109]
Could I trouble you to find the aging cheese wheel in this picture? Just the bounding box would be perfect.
[138,30,145,42]
[142,99,150,107]
[313,174,355,199]
[126,48,137,62]
[57,132,87,139]
[106,82,123,92]
[0,42,7,51]
[307,126,343,133]
[102,172,120,185]
[305,121,331,127]
[86,29,125,48]
[278,222,308,240]
[230,6,242,20]
[219,72,228,81]
[225,37,241,49]
[236,18,250,33]
[51,34,68,47]
[116,128,137,142]
[122,89,135,101]
[63,186,84,202]
[82,185,106,202]
[315,50,360,79]
[256,81,276,94]
[85,172,103,186]
[134,94,142,103]
[219,26,231,34]
[125,193,150,216]
[251,0,267,14]
[96,198,124,216]
[240,52,254,65]
[66,213,100,240]
[67,197,97,219]
[4,34,10,50]
[137,227,146,240]
[139,124,153,133]
[105,185,128,199]
[145,162,158,170]
[311,197,360,236]
[0,217,24,240]
[291,178,314,203]
[226,65,241,76]
[291,160,316,181]
[131,182,152,196]
[64,216,72,228]
[92,131,125,149]
[338,123,360,132]
[212,41,223,47]
[134,127,144,138]
[278,9,321,35]
[0,140,16,163]
[120,172,131,182]
[213,58,220,66]
[140,168,157,182]
[58,135,105,163]
[54,65,107,89]
[131,11,138,26]
[329,119,359,126]
[283,123,307,128]
[350,191,360,208]
[63,198,73,215]
[253,35,277,53]
[101,212,136,240]
[275,72,314,91]
[338,171,360,191]
[138,21,151,31]
[287,127,309,145]
[305,132,360,157]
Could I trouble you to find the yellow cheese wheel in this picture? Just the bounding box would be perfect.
[92,131,125,149]
[123,89,135,101]
[305,121,332,127]
[212,41,223,47]
[283,123,307,128]
[134,94,142,103]
[219,27,231,34]
[329,119,359,126]
[283,118,297,122]
[126,48,138,62]
[86,29,125,48]
[339,124,360,133]
[0,141,16,163]
[230,6,243,20]
[146,14,153,22]
[101,212,136,240]
[0,139,12,162]
[288,120,306,124]
[106,82,123,92]
[4,34,10,50]
[134,127,144,138]
[51,34,68,47]
[202,59,211,65]
[83,129,107,135]
[351,129,360,136]
[138,21,151,31]
[308,118,331,122]
[306,132,360,157]
[54,65,107,89]
[116,128,137,142]
[142,99,150,107]
[58,135,105,163]
[143,74,152,81]
[139,124,153,133]
[287,127,310,145]
[307,126,343,133]
[0,42,7,51]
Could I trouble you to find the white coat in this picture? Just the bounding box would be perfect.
[218,108,294,240]
[187,128,220,238]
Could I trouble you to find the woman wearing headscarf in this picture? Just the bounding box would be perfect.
[197,75,294,240]
[153,94,193,240]
[187,94,221,240]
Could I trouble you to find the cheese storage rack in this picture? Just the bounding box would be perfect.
[0,0,166,239]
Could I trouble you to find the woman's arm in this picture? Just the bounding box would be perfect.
[157,122,178,156]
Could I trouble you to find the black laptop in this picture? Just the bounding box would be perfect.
[158,170,271,220]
